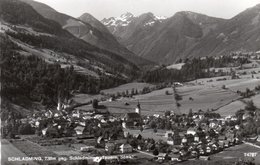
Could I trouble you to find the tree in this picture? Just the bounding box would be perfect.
[165,90,169,95]
[149,120,157,129]
[153,148,159,156]
[257,127,260,135]
[18,123,34,135]
[165,111,171,117]
[245,100,256,111]
[92,99,99,109]
[188,109,193,118]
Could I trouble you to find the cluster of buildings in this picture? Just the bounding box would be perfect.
[3,96,253,164]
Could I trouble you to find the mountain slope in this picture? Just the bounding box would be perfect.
[19,0,152,66]
[103,5,260,64]
[103,12,224,64]
[185,4,260,57]
[0,0,139,78]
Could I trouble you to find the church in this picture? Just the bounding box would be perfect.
[122,101,142,128]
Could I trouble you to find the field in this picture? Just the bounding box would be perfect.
[177,143,260,165]
[1,139,39,165]
[216,100,246,116]
[101,82,155,95]
[125,128,167,142]
[100,87,176,115]
[11,139,57,158]
[73,93,103,104]
[74,72,260,117]
[99,83,240,115]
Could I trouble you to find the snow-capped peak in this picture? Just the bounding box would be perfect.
[101,12,134,28]
[144,14,167,26]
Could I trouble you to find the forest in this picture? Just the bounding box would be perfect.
[0,35,127,110]
[141,56,249,83]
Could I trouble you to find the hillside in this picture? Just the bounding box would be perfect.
[20,0,153,67]
[0,0,142,114]
[184,4,260,57]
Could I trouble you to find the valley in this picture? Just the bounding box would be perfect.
[1,0,260,165]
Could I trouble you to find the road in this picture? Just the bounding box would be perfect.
[243,141,260,149]
[133,149,155,158]
[1,139,39,165]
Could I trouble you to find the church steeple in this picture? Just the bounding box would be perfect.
[135,100,141,114]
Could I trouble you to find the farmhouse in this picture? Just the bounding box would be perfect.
[105,143,115,154]
[168,153,181,161]
[187,127,197,135]
[119,144,133,153]
[167,134,182,145]
[157,153,168,160]
[74,125,85,135]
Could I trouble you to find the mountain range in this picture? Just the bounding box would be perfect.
[3,0,260,66]
[19,0,152,67]
[102,5,260,64]
[0,0,140,79]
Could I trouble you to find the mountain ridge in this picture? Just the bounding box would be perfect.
[102,6,260,64]
[20,0,153,67]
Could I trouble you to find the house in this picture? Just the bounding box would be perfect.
[93,158,106,165]
[211,143,219,152]
[167,134,182,145]
[218,141,225,150]
[186,134,194,143]
[105,143,115,154]
[80,146,94,152]
[123,131,129,138]
[168,153,181,161]
[109,133,118,141]
[133,134,142,140]
[194,133,200,142]
[179,149,188,157]
[120,144,133,153]
[218,135,226,142]
[97,136,105,147]
[124,113,142,123]
[199,156,210,161]
[157,153,168,160]
[146,143,155,151]
[165,130,175,138]
[226,132,235,145]
[42,127,59,138]
[198,144,207,155]
[187,127,197,135]
[223,140,230,148]
[74,125,85,135]
[42,128,48,136]
[257,136,260,142]
[182,136,188,144]
[191,149,199,158]
[172,147,180,154]
[243,112,253,120]
[206,145,213,155]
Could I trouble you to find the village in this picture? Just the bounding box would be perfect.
[2,83,260,165]
[1,50,260,165]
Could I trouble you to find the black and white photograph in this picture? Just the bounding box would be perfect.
[1,0,260,164]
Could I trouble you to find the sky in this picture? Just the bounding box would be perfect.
[34,0,260,20]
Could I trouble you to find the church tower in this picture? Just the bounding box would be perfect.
[135,100,141,115]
